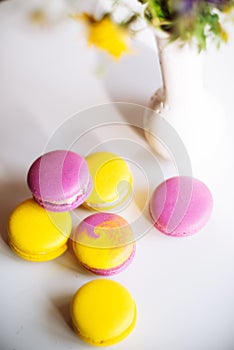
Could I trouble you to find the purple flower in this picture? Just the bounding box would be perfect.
[180,0,230,12]
[179,0,230,12]
[206,0,225,3]
[182,0,197,11]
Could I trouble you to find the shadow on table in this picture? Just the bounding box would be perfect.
[50,293,74,331]
[101,40,160,105]
[100,39,161,140]
[0,179,29,245]
[49,293,88,347]
[56,240,91,277]
[113,103,146,139]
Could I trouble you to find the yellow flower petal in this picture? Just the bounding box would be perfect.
[76,14,130,59]
[221,29,228,42]
[29,9,47,24]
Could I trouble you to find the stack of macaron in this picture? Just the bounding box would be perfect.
[8,148,213,347]
[8,150,93,262]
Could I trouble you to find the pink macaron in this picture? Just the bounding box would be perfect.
[27,150,92,212]
[72,213,136,276]
[150,176,213,237]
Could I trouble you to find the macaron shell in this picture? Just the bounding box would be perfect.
[27,150,91,208]
[150,176,213,237]
[9,239,67,262]
[84,152,132,210]
[72,213,135,274]
[82,186,132,211]
[71,279,137,346]
[36,176,93,212]
[8,199,72,261]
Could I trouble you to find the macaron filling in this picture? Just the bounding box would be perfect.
[9,238,68,262]
[35,176,92,207]
[84,183,132,210]
[80,244,136,276]
[72,305,137,346]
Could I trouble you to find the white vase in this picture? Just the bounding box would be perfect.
[144,36,227,182]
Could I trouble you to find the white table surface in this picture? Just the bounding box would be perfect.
[1,1,234,350]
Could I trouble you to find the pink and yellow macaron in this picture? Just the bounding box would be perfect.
[72,212,136,275]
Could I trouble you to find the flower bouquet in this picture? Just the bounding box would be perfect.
[75,0,234,56]
[26,0,234,179]
[73,0,233,180]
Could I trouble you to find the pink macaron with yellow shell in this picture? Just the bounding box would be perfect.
[150,176,213,237]
[72,212,136,276]
[27,150,92,212]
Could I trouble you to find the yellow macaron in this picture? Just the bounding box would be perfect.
[8,199,72,261]
[71,279,137,346]
[84,152,133,210]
